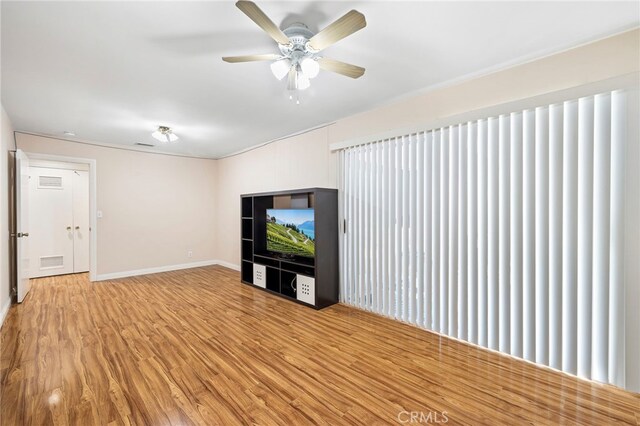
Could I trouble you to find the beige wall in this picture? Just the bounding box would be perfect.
[215,29,640,268]
[214,126,335,267]
[16,133,218,278]
[330,29,640,144]
[1,106,14,322]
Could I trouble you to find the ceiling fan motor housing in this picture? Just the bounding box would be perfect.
[280,23,316,60]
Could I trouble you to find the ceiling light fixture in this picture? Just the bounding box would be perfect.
[270,59,290,80]
[300,57,319,79]
[152,126,179,143]
[63,131,75,136]
[272,57,318,91]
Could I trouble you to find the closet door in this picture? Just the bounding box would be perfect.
[73,171,90,272]
[29,167,74,277]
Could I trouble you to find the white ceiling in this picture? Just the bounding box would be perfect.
[2,1,638,158]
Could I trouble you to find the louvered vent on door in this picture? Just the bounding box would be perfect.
[40,256,64,269]
[38,175,63,189]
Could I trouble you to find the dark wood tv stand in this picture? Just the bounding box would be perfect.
[240,188,338,309]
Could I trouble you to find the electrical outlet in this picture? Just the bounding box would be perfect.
[187,250,193,258]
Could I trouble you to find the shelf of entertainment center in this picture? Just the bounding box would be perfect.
[281,256,314,267]
[253,254,315,276]
[261,286,315,308]
[254,253,313,265]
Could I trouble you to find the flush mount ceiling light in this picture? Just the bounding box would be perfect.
[151,126,179,143]
[222,1,366,97]
[63,131,75,136]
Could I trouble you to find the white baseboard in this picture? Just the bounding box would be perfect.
[94,259,240,281]
[0,299,11,330]
[214,259,241,271]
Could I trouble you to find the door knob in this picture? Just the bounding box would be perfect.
[75,226,80,230]
[66,226,71,230]
[17,232,29,237]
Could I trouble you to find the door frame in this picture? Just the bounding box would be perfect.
[24,153,98,282]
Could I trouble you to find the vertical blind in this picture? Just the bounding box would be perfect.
[338,90,627,387]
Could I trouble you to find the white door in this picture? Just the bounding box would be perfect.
[29,167,74,277]
[72,171,90,272]
[16,150,31,302]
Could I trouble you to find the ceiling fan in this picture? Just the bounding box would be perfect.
[223,1,366,94]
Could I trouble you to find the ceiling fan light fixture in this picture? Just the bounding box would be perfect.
[300,57,319,79]
[152,126,179,143]
[270,59,290,80]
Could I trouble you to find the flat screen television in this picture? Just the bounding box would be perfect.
[266,208,315,257]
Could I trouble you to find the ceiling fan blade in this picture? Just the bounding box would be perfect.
[318,58,365,79]
[222,54,281,63]
[236,1,290,45]
[287,66,297,90]
[308,10,366,51]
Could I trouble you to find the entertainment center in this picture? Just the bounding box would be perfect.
[240,188,338,309]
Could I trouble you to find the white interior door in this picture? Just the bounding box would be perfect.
[29,167,74,277]
[72,170,90,272]
[16,150,31,302]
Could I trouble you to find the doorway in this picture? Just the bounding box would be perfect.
[28,161,90,278]
[13,151,98,302]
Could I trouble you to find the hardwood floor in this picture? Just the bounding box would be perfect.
[1,266,638,425]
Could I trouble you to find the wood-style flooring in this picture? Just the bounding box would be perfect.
[1,266,638,425]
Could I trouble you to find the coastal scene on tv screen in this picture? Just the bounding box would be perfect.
[266,209,315,257]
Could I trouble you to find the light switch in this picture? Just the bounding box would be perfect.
[97,210,103,218]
